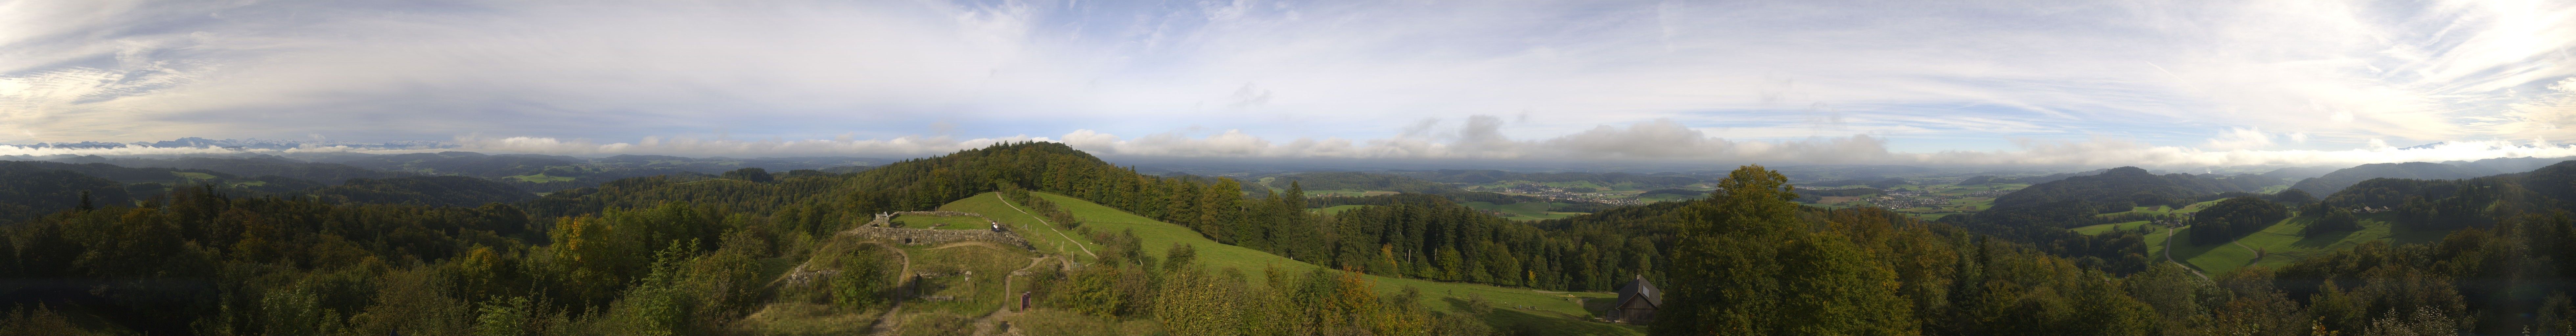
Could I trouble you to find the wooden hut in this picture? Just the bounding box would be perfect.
[1606,276,1662,324]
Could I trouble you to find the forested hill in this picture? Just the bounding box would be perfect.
[54,155,410,184]
[2316,159,2576,228]
[2290,161,2501,195]
[311,176,538,207]
[1962,166,2276,228]
[301,151,880,192]
[530,142,1671,291]
[0,162,130,223]
[22,142,2576,334]
[0,160,560,225]
[0,160,334,219]
[2260,165,2343,181]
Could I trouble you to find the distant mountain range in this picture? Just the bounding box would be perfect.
[7,136,454,151]
[2288,162,2499,195]
[1962,167,2286,228]
[2284,157,2575,195]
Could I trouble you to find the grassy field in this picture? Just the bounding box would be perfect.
[1634,193,1702,203]
[2069,221,2158,235]
[1462,201,1589,220]
[1934,183,2029,195]
[889,214,992,230]
[2093,199,2228,219]
[172,171,218,181]
[503,173,577,183]
[895,243,1040,317]
[1309,204,1370,215]
[1469,180,1632,191]
[1304,189,1401,197]
[948,192,1642,335]
[1795,182,2026,222]
[936,195,1101,263]
[2151,213,2452,275]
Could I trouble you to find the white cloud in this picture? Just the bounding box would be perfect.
[2204,127,2277,150]
[440,134,1046,157]
[12,116,2576,169]
[0,0,2571,154]
[1047,116,2576,168]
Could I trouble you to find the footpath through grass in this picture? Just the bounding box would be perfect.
[943,191,1641,335]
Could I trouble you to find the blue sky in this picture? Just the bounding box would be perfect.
[4,0,2575,167]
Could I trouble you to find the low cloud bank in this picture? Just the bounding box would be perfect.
[10,119,2576,168]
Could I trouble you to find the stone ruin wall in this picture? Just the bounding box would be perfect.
[863,211,985,227]
[845,211,1035,250]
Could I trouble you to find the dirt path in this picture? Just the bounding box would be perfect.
[995,193,1097,259]
[862,241,916,336]
[969,256,1055,335]
[2164,226,2211,281]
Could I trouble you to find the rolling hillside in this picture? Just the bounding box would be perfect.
[938,191,1644,335]
[2288,162,2496,195]
[2146,213,2451,276]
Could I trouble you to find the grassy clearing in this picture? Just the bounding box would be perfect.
[896,243,1035,318]
[171,172,218,181]
[503,173,577,183]
[1304,189,1401,197]
[2070,221,2160,235]
[1309,204,1370,215]
[2095,205,2176,218]
[2177,199,2225,213]
[937,195,1099,263]
[951,191,1635,334]
[2154,213,2454,275]
[1005,309,1164,335]
[894,312,975,336]
[1635,193,1701,202]
[729,303,882,335]
[1462,201,1589,221]
[890,214,992,230]
[2088,200,2231,219]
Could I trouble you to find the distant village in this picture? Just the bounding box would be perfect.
[1793,185,2014,212]
[1478,183,1654,206]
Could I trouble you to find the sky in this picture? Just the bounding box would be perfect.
[4,0,2575,167]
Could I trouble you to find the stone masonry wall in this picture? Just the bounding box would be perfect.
[863,211,985,227]
[842,225,1035,250]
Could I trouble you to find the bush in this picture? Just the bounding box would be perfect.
[1431,311,1496,336]
[831,246,891,309]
